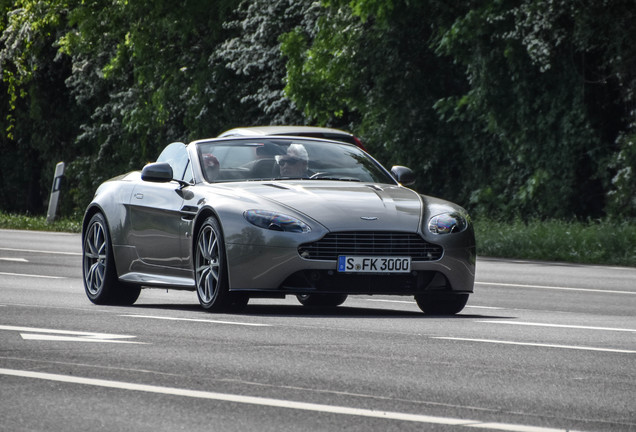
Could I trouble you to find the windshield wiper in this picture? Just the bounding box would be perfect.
[310,177,362,182]
[271,177,307,181]
[269,176,362,182]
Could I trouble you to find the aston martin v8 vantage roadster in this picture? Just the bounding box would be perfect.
[82,136,475,314]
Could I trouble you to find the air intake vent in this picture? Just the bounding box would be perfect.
[298,232,443,261]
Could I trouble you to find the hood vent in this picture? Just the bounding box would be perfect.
[265,183,291,190]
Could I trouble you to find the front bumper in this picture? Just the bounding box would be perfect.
[226,239,475,295]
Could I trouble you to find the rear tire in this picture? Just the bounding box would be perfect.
[414,292,468,315]
[83,213,141,305]
[296,293,348,307]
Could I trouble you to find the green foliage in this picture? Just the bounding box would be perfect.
[475,218,636,267]
[280,6,362,124]
[0,0,80,213]
[47,0,241,211]
[1,0,635,236]
[281,0,472,205]
[434,0,636,219]
[0,210,81,232]
[607,132,636,218]
[211,0,309,126]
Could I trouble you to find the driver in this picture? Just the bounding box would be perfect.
[276,143,308,178]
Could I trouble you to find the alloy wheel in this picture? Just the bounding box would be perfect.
[84,219,107,296]
[196,224,220,304]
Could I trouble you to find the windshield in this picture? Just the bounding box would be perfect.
[195,138,396,184]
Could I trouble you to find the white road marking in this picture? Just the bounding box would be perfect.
[19,334,145,343]
[475,281,634,295]
[366,299,506,311]
[366,299,414,304]
[0,271,65,279]
[0,247,81,256]
[0,257,28,262]
[433,337,636,354]
[0,325,146,344]
[0,368,584,432]
[477,320,636,333]
[122,314,272,327]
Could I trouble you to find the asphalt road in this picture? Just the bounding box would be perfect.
[1,229,634,432]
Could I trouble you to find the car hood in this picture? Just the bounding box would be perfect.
[224,181,423,232]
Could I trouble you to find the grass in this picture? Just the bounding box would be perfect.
[1,211,635,267]
[475,218,636,267]
[0,211,82,233]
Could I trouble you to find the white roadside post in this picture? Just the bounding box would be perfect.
[46,162,65,223]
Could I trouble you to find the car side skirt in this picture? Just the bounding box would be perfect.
[119,272,195,290]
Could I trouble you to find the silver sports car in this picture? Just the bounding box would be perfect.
[82,136,475,314]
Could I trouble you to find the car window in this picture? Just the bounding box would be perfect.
[157,142,192,182]
[196,138,395,184]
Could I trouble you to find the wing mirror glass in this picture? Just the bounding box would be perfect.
[141,162,174,183]
[390,165,415,186]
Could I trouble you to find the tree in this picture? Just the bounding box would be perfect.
[2,0,634,222]
[434,0,636,219]
[281,0,472,201]
[282,0,636,219]
[58,0,242,209]
[0,0,80,213]
[211,0,312,127]
[2,0,243,213]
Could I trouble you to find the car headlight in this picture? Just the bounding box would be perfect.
[244,210,311,233]
[428,212,469,235]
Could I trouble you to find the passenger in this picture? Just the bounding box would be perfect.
[202,153,220,181]
[276,143,309,178]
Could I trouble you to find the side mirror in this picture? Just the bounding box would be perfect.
[390,165,415,186]
[141,162,173,183]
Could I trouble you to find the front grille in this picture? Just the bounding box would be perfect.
[298,231,443,261]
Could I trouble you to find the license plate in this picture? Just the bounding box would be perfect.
[337,256,411,273]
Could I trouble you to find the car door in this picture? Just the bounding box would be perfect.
[128,143,192,272]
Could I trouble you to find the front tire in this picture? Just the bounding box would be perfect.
[83,212,140,305]
[414,291,468,315]
[195,216,247,312]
